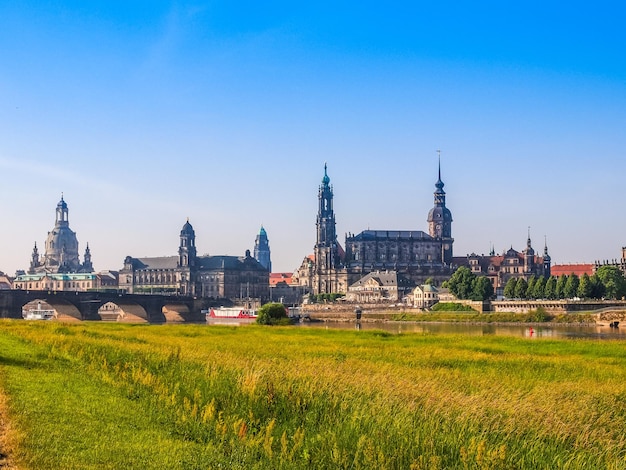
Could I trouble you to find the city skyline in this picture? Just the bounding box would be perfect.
[1,2,625,275]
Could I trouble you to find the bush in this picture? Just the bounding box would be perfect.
[256,303,289,325]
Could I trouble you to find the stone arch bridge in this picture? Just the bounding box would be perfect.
[0,290,207,323]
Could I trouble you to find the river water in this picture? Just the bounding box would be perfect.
[206,319,626,340]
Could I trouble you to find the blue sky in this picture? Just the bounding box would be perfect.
[1,1,625,274]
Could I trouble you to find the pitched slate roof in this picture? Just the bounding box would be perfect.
[133,256,179,270]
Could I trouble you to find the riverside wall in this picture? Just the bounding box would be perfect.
[301,300,626,319]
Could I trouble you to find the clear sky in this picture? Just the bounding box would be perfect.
[1,1,625,275]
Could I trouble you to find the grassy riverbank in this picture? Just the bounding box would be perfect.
[0,321,625,469]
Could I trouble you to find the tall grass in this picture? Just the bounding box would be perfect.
[0,321,625,468]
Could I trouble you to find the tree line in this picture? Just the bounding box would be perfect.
[445,265,626,301]
[503,265,626,300]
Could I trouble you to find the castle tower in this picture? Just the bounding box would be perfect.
[254,226,271,271]
[427,156,453,264]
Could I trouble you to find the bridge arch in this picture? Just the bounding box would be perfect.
[22,298,82,321]
[98,301,148,323]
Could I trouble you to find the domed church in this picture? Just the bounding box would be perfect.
[27,196,93,274]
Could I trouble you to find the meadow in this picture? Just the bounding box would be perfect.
[0,321,625,469]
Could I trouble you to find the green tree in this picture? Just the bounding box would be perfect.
[526,276,536,299]
[532,276,546,299]
[447,266,476,300]
[544,276,557,299]
[424,277,434,286]
[503,278,517,299]
[563,274,579,299]
[256,303,288,325]
[577,273,592,299]
[590,274,606,299]
[595,266,626,299]
[471,276,494,301]
[514,278,528,299]
[555,275,568,299]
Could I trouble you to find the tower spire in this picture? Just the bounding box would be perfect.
[437,149,441,182]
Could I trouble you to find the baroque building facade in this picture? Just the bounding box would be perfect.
[119,220,269,302]
[297,162,455,295]
[452,233,551,295]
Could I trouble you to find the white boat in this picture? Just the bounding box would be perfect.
[205,307,257,320]
[22,305,55,320]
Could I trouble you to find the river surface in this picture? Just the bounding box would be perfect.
[205,319,626,340]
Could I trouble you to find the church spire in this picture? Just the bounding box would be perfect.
[427,152,453,263]
[317,163,336,247]
[29,242,40,274]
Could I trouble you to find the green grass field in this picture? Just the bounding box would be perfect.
[0,320,625,469]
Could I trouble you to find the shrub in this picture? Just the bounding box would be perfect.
[256,303,289,325]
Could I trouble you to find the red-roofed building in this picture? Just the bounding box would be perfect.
[269,272,306,305]
[550,264,594,278]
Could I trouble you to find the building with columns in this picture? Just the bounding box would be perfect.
[296,161,455,295]
[119,220,269,302]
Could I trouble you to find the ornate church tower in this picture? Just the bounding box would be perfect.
[254,226,271,271]
[82,243,94,273]
[427,157,453,264]
[178,219,197,268]
[28,243,41,274]
[178,219,197,296]
[314,164,341,293]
